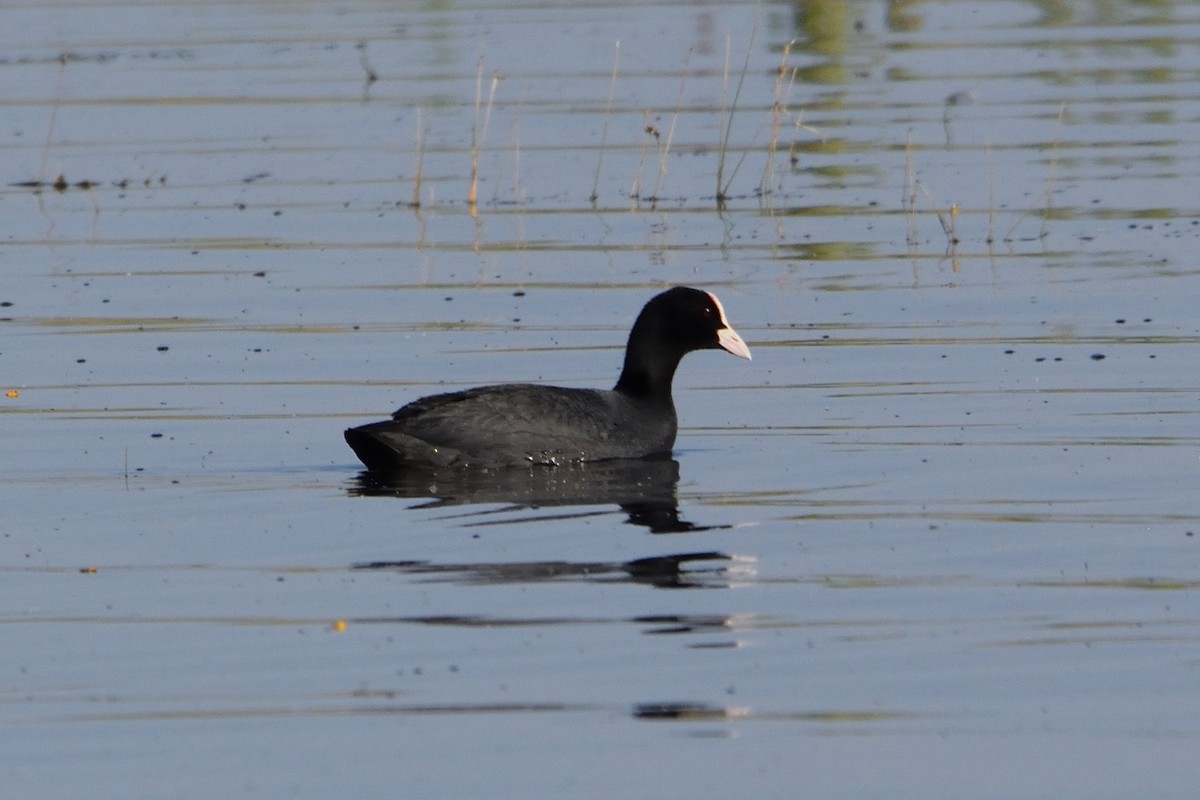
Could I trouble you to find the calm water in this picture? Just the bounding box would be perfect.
[3,0,1200,797]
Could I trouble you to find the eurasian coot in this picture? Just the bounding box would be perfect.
[344,286,751,469]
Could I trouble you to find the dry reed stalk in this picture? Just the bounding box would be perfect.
[411,107,425,208]
[39,53,69,183]
[1039,103,1065,240]
[650,48,692,204]
[904,129,918,247]
[716,24,757,207]
[920,180,958,248]
[924,186,961,270]
[629,111,656,203]
[986,143,996,245]
[468,59,483,211]
[498,89,526,205]
[591,41,621,204]
[760,40,796,199]
[1005,103,1065,241]
[717,4,771,208]
[468,62,502,213]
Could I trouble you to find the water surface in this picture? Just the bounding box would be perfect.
[3,1,1200,797]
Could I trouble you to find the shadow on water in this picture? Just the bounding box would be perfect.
[348,457,749,588]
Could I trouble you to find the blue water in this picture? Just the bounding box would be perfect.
[3,1,1200,798]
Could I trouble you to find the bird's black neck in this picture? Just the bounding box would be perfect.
[614,330,681,404]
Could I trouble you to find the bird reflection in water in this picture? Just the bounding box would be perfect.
[349,456,718,534]
[353,551,750,590]
[348,457,752,589]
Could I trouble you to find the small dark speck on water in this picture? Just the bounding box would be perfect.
[1035,357,1046,362]
[76,358,86,363]
[157,346,169,352]
[253,271,266,277]
[444,296,453,302]
[513,290,525,297]
[0,301,11,307]
[1004,349,1014,354]
[151,433,163,438]
[1090,353,1106,360]
[1116,319,1126,324]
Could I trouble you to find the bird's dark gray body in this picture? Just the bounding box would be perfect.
[344,287,750,471]
[345,383,676,469]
